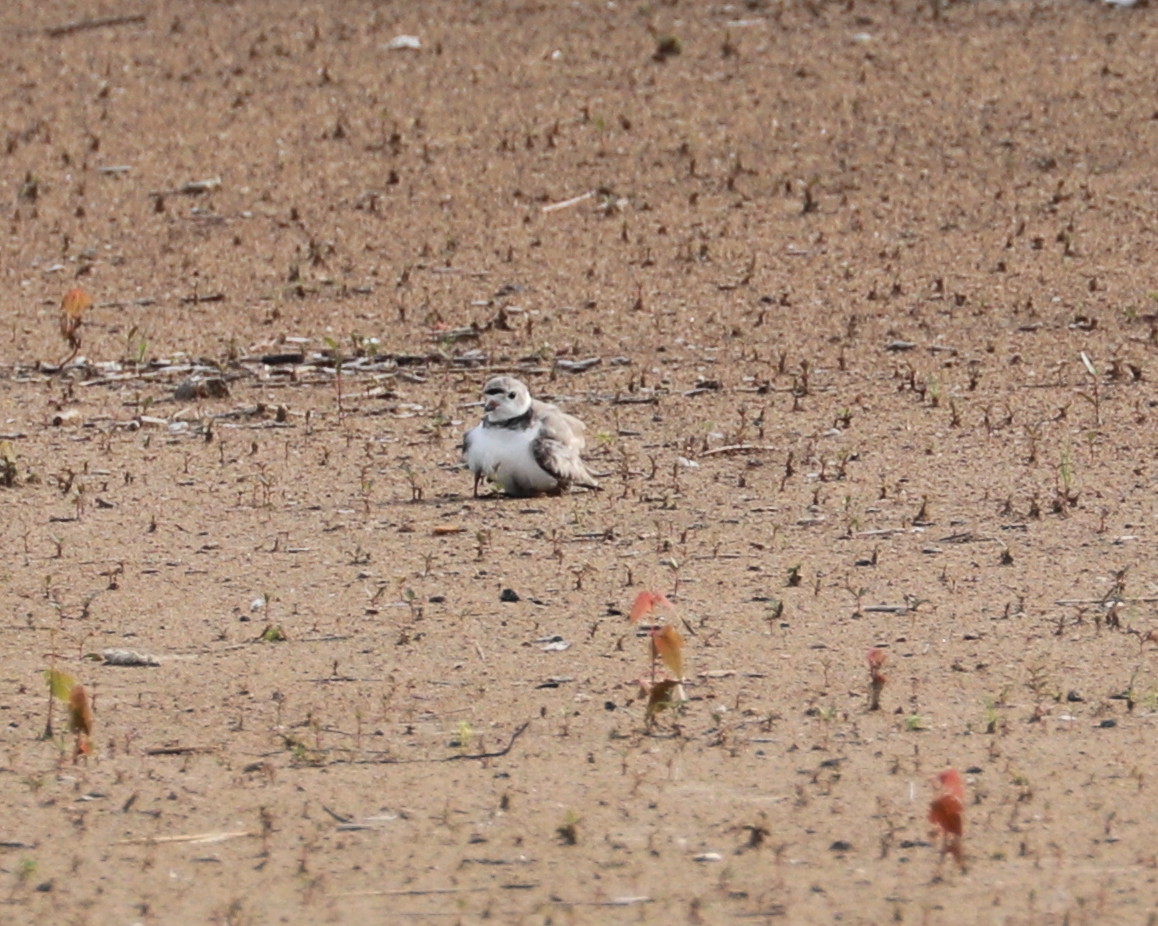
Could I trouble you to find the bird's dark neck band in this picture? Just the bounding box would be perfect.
[487,408,533,429]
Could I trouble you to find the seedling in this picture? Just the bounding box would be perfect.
[323,336,345,417]
[867,648,888,711]
[779,451,794,491]
[1077,352,1102,426]
[627,591,687,725]
[762,598,784,633]
[556,810,580,845]
[58,287,91,365]
[843,579,868,618]
[1053,448,1080,512]
[258,623,288,642]
[1025,664,1051,721]
[44,668,93,760]
[0,440,16,487]
[124,325,149,368]
[928,768,965,870]
[400,464,423,502]
[982,698,1000,734]
[452,720,475,752]
[69,685,94,759]
[913,496,931,525]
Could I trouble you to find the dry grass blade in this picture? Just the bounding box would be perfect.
[115,830,255,846]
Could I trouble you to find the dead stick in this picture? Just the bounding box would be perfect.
[46,14,146,37]
[542,190,594,213]
[340,888,490,898]
[442,721,528,761]
[320,804,353,824]
[698,444,778,457]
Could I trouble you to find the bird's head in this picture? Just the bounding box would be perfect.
[481,376,532,422]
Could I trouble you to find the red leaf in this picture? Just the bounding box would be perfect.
[929,768,966,867]
[628,590,673,623]
[927,793,963,837]
[937,768,965,802]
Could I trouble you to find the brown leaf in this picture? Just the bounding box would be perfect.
[645,679,686,719]
[68,684,93,737]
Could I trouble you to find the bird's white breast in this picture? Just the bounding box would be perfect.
[464,420,558,494]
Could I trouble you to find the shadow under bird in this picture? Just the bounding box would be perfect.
[462,376,600,497]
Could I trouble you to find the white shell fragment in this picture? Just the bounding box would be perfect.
[384,35,421,50]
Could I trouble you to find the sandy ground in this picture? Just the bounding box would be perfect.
[2,1,1158,923]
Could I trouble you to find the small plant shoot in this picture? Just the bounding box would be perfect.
[44,669,93,760]
[867,648,888,711]
[628,590,687,724]
[58,287,92,364]
[928,768,965,870]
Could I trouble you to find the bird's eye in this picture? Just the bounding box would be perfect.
[508,392,515,399]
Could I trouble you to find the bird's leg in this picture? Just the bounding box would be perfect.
[472,473,482,497]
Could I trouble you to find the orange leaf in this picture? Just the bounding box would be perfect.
[650,625,684,678]
[61,287,92,320]
[68,684,94,738]
[628,590,673,624]
[59,287,91,347]
[928,793,963,837]
[937,768,965,802]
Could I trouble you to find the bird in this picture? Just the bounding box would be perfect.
[461,376,600,497]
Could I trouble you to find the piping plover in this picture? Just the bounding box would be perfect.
[462,376,600,497]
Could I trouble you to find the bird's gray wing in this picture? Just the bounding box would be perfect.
[532,399,587,450]
[531,406,599,489]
